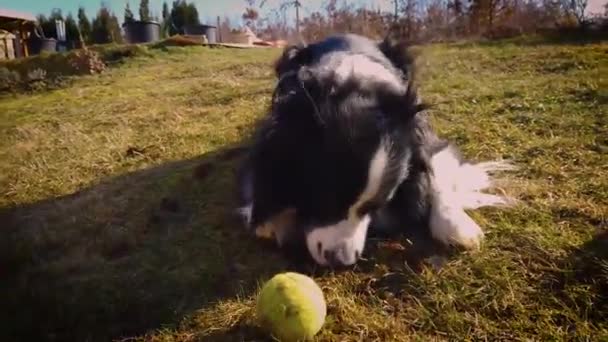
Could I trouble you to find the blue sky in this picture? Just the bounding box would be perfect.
[0,0,603,27]
[0,0,395,27]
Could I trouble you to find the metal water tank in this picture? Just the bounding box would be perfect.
[123,21,161,44]
[184,24,217,44]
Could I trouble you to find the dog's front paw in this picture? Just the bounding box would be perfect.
[305,216,370,267]
[430,203,484,250]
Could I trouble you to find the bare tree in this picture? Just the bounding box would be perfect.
[563,0,588,25]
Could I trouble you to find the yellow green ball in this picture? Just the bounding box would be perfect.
[256,272,327,341]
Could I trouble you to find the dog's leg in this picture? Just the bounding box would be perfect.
[429,192,485,250]
[428,145,515,249]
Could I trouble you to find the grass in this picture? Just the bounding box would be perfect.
[0,37,606,341]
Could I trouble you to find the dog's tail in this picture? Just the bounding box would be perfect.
[430,145,518,210]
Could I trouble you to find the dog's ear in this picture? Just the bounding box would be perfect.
[378,34,416,81]
[378,81,429,125]
[273,44,313,77]
[377,33,428,124]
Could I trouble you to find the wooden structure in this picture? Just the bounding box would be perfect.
[0,8,36,59]
[0,29,16,59]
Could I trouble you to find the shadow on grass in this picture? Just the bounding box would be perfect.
[540,228,608,328]
[0,142,454,341]
[566,230,608,323]
[0,145,308,342]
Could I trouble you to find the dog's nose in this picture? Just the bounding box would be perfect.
[323,246,362,267]
[323,250,338,266]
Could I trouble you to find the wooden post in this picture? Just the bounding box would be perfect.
[295,0,300,35]
[217,16,221,42]
[21,22,29,57]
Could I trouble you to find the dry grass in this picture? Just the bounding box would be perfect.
[0,38,606,341]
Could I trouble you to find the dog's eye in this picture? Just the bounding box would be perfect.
[357,201,380,217]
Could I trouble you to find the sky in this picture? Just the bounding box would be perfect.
[0,0,395,26]
[0,0,604,27]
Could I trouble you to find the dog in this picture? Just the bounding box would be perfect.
[235,33,515,267]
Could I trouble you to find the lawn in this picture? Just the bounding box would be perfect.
[0,38,606,341]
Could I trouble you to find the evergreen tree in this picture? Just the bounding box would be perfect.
[77,7,92,43]
[169,1,201,35]
[110,12,124,43]
[37,9,64,39]
[186,2,201,26]
[125,2,135,23]
[65,13,81,46]
[139,0,151,21]
[162,1,170,20]
[92,4,122,44]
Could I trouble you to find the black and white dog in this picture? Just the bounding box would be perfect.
[236,33,514,267]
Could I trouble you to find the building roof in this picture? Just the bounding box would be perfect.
[0,8,36,22]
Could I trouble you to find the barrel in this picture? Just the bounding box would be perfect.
[184,24,217,44]
[27,37,57,55]
[123,21,161,44]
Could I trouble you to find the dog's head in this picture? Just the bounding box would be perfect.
[242,34,428,267]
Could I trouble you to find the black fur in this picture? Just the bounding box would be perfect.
[237,33,438,265]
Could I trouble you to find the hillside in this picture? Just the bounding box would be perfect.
[1,39,606,341]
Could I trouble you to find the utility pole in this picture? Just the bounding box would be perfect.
[217,16,221,42]
[394,0,398,21]
[295,0,300,35]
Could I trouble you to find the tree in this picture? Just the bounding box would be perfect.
[110,12,124,43]
[563,0,588,25]
[37,9,64,39]
[125,2,135,23]
[168,1,201,35]
[185,2,201,26]
[160,2,171,37]
[65,13,81,46]
[242,8,260,29]
[77,7,92,43]
[92,4,123,44]
[162,1,170,20]
[280,0,300,34]
[139,0,150,21]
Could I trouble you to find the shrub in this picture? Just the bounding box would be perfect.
[91,44,149,64]
[26,68,47,82]
[0,67,21,92]
[150,35,203,49]
[24,68,50,92]
[67,49,106,75]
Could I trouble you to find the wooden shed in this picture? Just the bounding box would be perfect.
[0,8,37,59]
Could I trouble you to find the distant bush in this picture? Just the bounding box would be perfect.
[0,44,149,94]
[90,43,150,64]
[150,35,203,49]
[68,49,106,74]
[0,67,21,92]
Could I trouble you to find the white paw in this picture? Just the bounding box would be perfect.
[305,216,370,266]
[430,203,484,250]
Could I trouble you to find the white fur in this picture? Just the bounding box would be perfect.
[387,150,411,201]
[310,53,406,94]
[306,141,389,266]
[350,141,389,217]
[429,146,515,249]
[306,215,371,266]
[237,204,253,226]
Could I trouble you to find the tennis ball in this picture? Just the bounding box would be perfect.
[256,272,326,341]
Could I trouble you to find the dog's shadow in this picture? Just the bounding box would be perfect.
[0,145,291,341]
[0,144,450,341]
